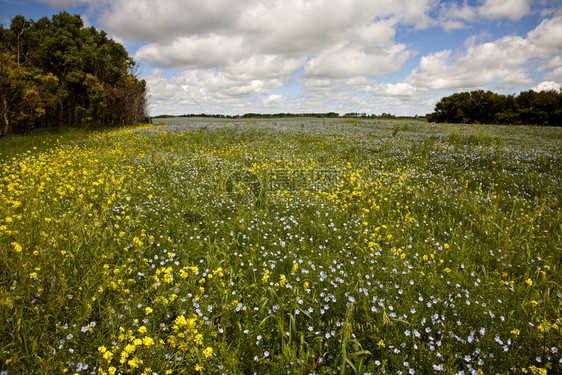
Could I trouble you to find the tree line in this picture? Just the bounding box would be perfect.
[427,89,562,126]
[154,112,424,119]
[0,11,148,136]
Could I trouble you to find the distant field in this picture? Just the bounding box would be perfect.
[1,118,561,374]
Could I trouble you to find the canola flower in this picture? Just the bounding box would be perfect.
[0,119,561,374]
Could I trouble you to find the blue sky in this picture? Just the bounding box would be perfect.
[1,0,561,116]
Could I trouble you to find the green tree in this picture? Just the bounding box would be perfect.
[428,89,562,126]
[0,11,147,135]
[0,51,58,135]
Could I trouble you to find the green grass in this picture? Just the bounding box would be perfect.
[1,118,561,374]
[0,128,91,162]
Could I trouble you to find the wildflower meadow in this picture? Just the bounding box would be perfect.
[1,118,561,374]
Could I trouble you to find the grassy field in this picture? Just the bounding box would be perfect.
[1,118,561,374]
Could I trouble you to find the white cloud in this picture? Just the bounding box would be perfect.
[398,0,437,29]
[446,1,478,22]
[136,34,247,69]
[406,34,544,90]
[438,1,479,31]
[129,3,413,83]
[99,0,243,42]
[544,67,562,82]
[302,17,411,79]
[357,18,398,45]
[302,77,344,92]
[532,81,561,92]
[478,0,532,21]
[304,42,410,79]
[238,0,370,55]
[182,69,286,99]
[537,55,562,72]
[145,68,286,114]
[527,16,562,50]
[436,0,533,31]
[263,94,285,105]
[46,0,558,116]
[144,71,199,114]
[223,55,304,81]
[347,78,424,96]
[435,0,536,31]
[381,82,424,96]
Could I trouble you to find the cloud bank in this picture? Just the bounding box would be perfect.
[41,0,562,115]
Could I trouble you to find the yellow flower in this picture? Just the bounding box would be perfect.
[195,364,203,371]
[12,242,22,253]
[213,267,224,277]
[128,356,143,369]
[377,339,385,348]
[145,307,153,315]
[142,336,154,347]
[278,274,287,287]
[525,278,533,287]
[262,269,270,283]
[511,329,520,336]
[203,346,213,358]
[528,366,548,375]
[173,315,188,330]
[132,237,143,248]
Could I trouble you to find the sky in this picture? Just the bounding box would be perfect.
[1,0,561,116]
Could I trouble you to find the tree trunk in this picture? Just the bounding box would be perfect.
[1,95,9,136]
